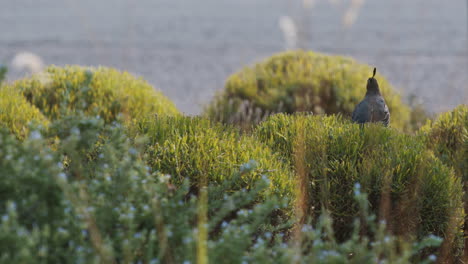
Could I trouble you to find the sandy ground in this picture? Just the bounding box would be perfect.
[1,0,467,114]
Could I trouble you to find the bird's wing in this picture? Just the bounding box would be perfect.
[352,100,370,124]
[382,103,390,127]
[375,97,390,126]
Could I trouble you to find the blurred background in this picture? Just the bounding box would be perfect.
[1,0,467,115]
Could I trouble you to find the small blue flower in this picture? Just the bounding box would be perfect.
[29,130,42,140]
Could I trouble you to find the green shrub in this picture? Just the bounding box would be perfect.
[0,114,292,263]
[0,127,72,263]
[0,117,443,263]
[0,85,49,139]
[0,116,188,263]
[132,115,294,198]
[11,66,179,124]
[255,113,463,244]
[420,105,468,181]
[212,182,443,263]
[206,50,414,131]
[419,105,468,260]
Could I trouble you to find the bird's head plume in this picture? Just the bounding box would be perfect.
[366,67,380,95]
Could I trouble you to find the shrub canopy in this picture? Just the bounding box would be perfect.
[0,62,453,262]
[0,85,49,139]
[11,66,179,124]
[132,115,294,198]
[420,104,468,181]
[206,51,412,131]
[255,113,462,242]
[0,116,441,263]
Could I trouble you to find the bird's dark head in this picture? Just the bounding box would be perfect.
[366,67,380,95]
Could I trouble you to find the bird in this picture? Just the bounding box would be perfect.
[352,67,390,126]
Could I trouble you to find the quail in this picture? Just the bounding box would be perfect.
[352,68,390,126]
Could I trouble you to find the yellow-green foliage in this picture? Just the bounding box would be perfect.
[0,116,441,263]
[0,85,49,139]
[133,115,293,197]
[255,113,462,242]
[420,105,468,181]
[12,66,179,124]
[206,50,412,131]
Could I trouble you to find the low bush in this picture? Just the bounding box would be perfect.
[206,51,415,131]
[132,115,294,198]
[11,66,179,124]
[0,85,49,139]
[0,126,70,262]
[419,105,468,259]
[0,61,458,262]
[420,105,467,181]
[0,116,443,263]
[255,113,463,246]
